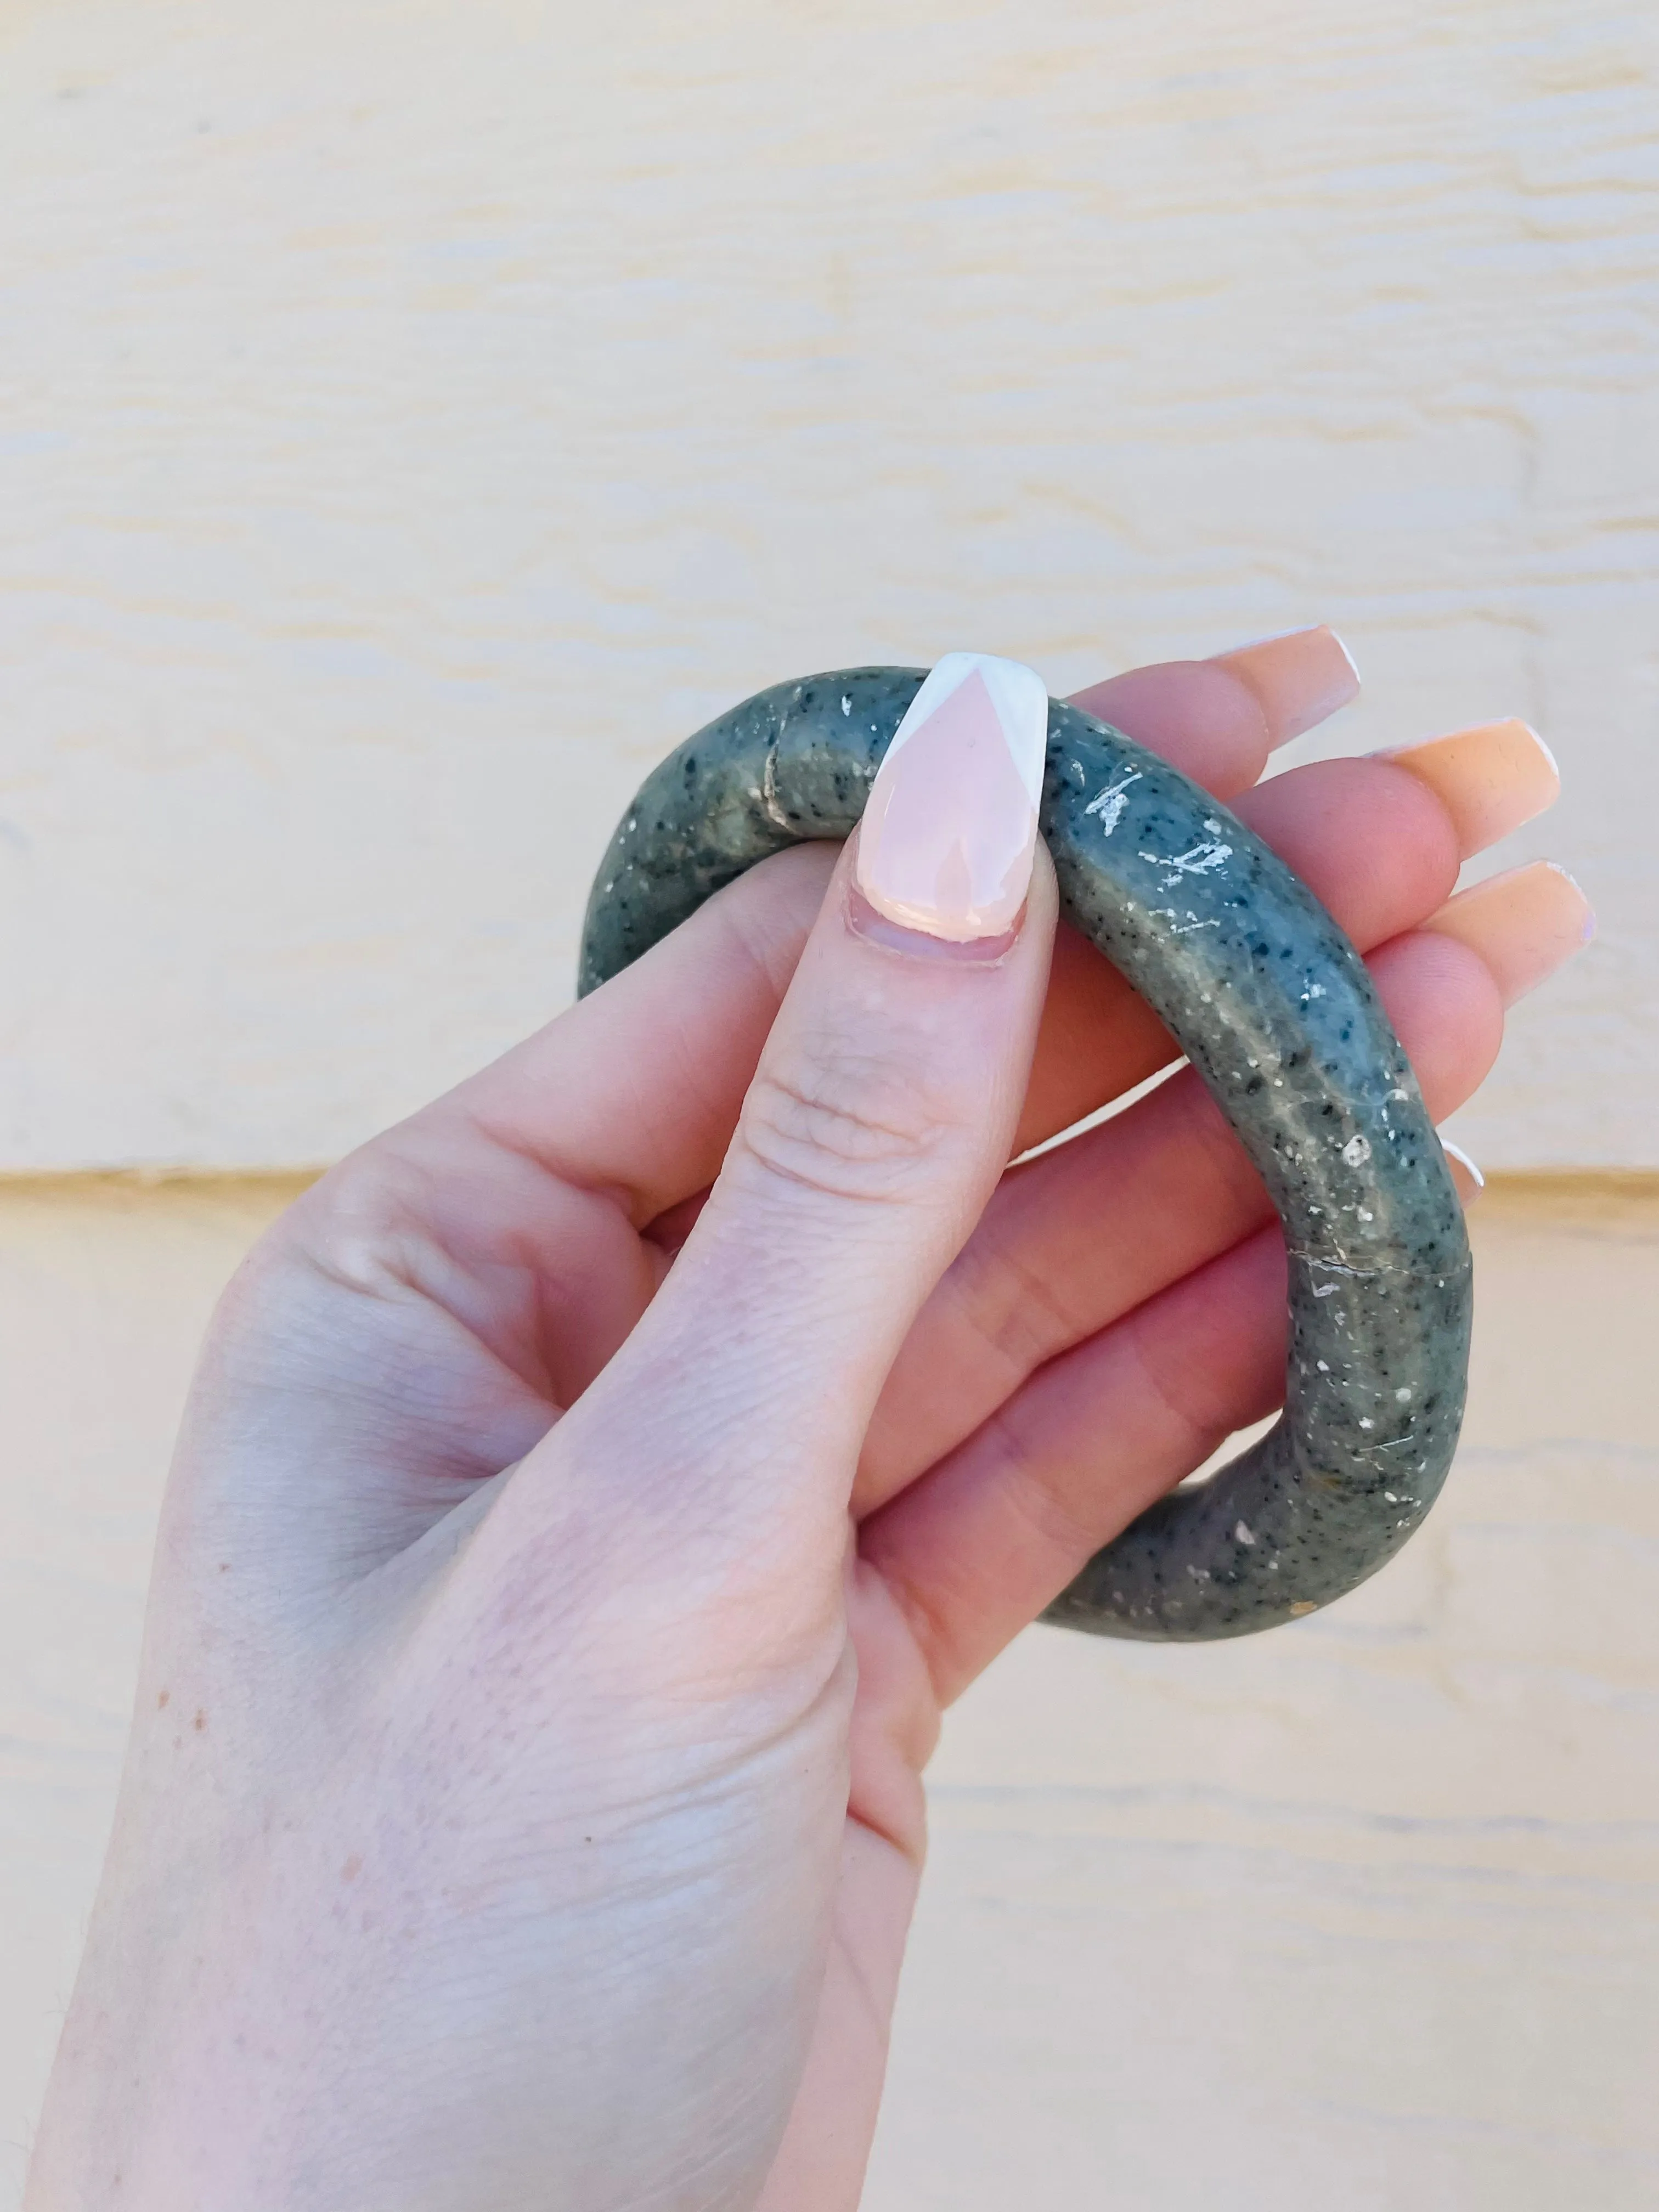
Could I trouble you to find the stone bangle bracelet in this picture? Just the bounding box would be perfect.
[579,667,1472,1642]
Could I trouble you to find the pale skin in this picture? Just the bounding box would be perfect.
[26,650,1570,2212]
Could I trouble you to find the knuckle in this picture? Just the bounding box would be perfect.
[734,1048,965,1208]
[286,1148,421,1291]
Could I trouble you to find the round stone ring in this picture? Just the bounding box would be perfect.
[579,658,1473,1641]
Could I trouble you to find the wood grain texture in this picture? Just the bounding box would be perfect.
[1,1178,1655,2207]
[1,0,1656,1170]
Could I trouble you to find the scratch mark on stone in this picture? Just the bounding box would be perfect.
[759,746,791,831]
[1141,837,1233,889]
[1084,770,1142,835]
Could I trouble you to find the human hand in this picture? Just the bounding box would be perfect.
[25,634,1588,2212]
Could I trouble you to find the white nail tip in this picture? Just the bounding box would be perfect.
[884,652,1049,803]
[1332,632,1363,689]
[1441,1137,1485,1189]
[1520,722,1561,780]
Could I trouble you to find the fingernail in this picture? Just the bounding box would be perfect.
[1422,860,1595,1007]
[1380,718,1559,859]
[854,651,1048,943]
[1441,1137,1485,1203]
[1209,625,1361,749]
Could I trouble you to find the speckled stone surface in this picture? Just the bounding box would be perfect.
[579,669,1473,1641]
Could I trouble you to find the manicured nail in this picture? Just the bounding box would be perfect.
[1380,718,1559,858]
[1421,860,1595,1007]
[854,651,1048,943]
[1209,625,1361,749]
[1441,1137,1485,1203]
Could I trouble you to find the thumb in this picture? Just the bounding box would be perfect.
[565,653,1058,1541]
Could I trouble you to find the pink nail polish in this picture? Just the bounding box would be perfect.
[1380,718,1560,859]
[854,652,1048,943]
[1422,860,1596,1007]
[1210,625,1362,748]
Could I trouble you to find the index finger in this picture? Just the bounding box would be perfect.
[1070,625,1358,793]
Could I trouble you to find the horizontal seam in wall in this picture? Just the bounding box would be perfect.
[0,1169,1655,1200]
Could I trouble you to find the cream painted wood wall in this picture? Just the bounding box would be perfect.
[3,0,1656,1171]
[3,4,1658,2208]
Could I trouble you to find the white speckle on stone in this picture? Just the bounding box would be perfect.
[1342,1133,1373,1166]
[1084,771,1141,834]
[1395,1385,1413,1402]
[1234,1520,1256,1547]
[840,693,852,717]
[1140,837,1233,878]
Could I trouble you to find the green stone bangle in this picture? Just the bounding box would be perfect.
[579,667,1472,1641]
